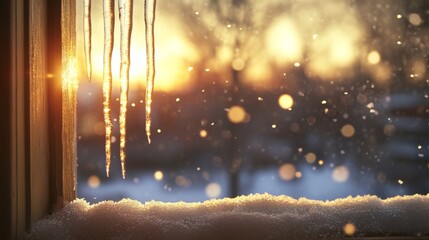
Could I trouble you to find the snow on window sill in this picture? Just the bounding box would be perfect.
[24,193,429,239]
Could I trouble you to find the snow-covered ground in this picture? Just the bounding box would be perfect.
[78,163,410,203]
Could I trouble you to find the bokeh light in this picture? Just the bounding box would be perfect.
[232,58,246,71]
[341,124,355,138]
[278,94,294,110]
[265,16,303,65]
[154,170,164,181]
[87,175,101,188]
[305,152,317,164]
[383,124,396,137]
[175,175,192,187]
[227,105,247,124]
[408,13,422,26]
[199,129,208,138]
[343,223,356,236]
[76,0,429,205]
[408,58,426,82]
[206,182,222,198]
[279,164,296,181]
[332,166,349,183]
[367,51,381,65]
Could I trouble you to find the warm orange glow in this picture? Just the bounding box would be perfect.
[227,105,247,124]
[383,124,396,136]
[278,94,294,109]
[232,58,246,71]
[206,182,222,198]
[62,57,78,91]
[343,223,356,236]
[265,16,303,65]
[279,164,296,181]
[305,152,317,164]
[152,18,200,92]
[340,124,355,138]
[408,13,422,26]
[77,2,199,93]
[199,129,208,138]
[153,170,163,181]
[408,58,426,82]
[371,63,392,84]
[76,0,371,92]
[88,175,101,188]
[307,24,361,80]
[332,166,349,182]
[367,51,381,65]
[242,57,273,89]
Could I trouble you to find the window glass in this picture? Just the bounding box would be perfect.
[77,0,429,203]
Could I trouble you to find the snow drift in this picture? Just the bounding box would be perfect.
[24,193,429,240]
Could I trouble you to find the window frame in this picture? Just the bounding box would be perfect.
[1,0,76,238]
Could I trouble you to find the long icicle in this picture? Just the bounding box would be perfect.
[103,0,115,177]
[83,0,92,81]
[118,0,133,179]
[144,0,157,144]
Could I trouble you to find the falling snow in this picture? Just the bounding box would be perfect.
[75,0,429,218]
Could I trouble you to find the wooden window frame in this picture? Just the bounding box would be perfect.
[1,0,76,239]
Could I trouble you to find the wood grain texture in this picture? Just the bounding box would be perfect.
[2,0,77,238]
[29,0,49,225]
[61,0,77,203]
[10,0,28,237]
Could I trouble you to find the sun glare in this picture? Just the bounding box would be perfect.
[307,25,362,80]
[265,16,303,65]
[76,0,370,92]
[77,1,199,93]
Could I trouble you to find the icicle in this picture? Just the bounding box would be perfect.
[118,0,133,179]
[144,0,157,144]
[83,0,92,81]
[103,0,115,177]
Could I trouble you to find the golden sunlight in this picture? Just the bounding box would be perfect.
[76,0,199,93]
[76,0,369,92]
[74,0,395,180]
[307,25,361,80]
[408,57,426,82]
[242,57,274,89]
[62,56,78,91]
[278,94,294,110]
[227,105,248,124]
[367,50,381,65]
[265,16,303,65]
